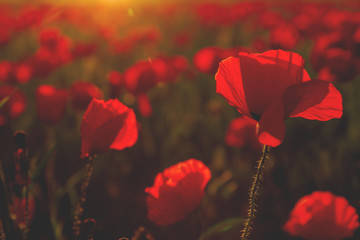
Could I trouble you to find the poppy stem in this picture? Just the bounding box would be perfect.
[24,183,29,240]
[72,155,94,239]
[241,145,270,240]
[0,219,6,240]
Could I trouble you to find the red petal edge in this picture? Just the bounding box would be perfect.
[284,80,343,121]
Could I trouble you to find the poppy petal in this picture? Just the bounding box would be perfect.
[82,113,126,156]
[284,80,343,121]
[237,52,295,115]
[145,159,211,226]
[215,56,250,116]
[284,191,359,239]
[257,102,285,147]
[259,49,310,83]
[110,107,138,150]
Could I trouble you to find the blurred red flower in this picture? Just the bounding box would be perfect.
[257,10,284,29]
[152,55,189,84]
[39,28,71,52]
[136,93,152,118]
[193,46,240,75]
[270,22,300,50]
[72,42,97,58]
[15,5,48,31]
[0,6,14,46]
[283,191,360,240]
[80,98,138,158]
[195,2,253,26]
[317,48,358,83]
[108,70,123,98]
[124,60,157,117]
[309,10,360,83]
[10,196,36,230]
[70,81,103,111]
[0,61,32,84]
[36,85,68,125]
[124,56,188,117]
[26,49,57,79]
[172,31,191,49]
[225,115,261,150]
[12,63,32,84]
[0,85,26,126]
[145,159,211,226]
[27,28,73,78]
[215,49,343,147]
[124,60,158,94]
[0,61,12,82]
[128,25,162,46]
[312,39,358,83]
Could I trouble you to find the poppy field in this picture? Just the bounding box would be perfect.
[0,0,360,239]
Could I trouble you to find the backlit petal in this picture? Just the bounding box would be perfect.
[284,80,343,120]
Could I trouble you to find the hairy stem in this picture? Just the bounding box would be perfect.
[72,156,94,238]
[241,145,270,240]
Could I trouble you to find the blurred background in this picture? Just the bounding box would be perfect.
[0,0,359,239]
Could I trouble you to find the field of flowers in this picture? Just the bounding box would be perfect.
[0,0,360,239]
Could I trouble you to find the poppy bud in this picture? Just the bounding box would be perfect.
[284,191,359,240]
[145,159,211,226]
[80,98,138,157]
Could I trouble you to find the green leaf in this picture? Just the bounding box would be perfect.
[31,144,57,182]
[198,217,244,240]
[0,95,10,109]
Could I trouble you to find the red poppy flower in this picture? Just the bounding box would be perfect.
[0,85,26,126]
[225,115,261,150]
[36,85,68,125]
[215,49,342,147]
[70,82,103,111]
[145,159,211,226]
[283,191,359,240]
[80,98,138,158]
